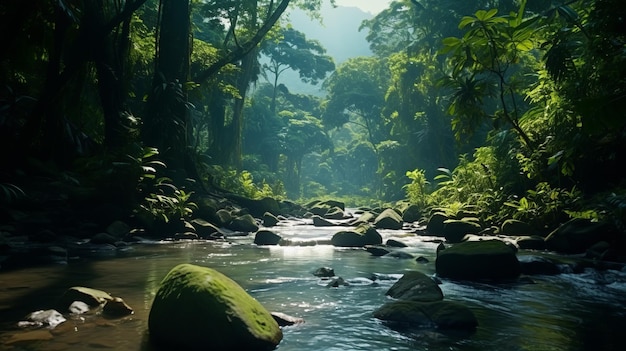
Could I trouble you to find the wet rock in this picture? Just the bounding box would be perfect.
[103,297,134,318]
[324,207,345,220]
[228,214,259,232]
[365,245,390,256]
[58,286,113,310]
[515,235,546,250]
[426,212,448,236]
[90,232,117,245]
[351,211,376,225]
[19,309,66,329]
[106,220,130,238]
[545,218,619,254]
[254,230,282,245]
[68,301,90,314]
[386,239,408,248]
[148,263,282,350]
[313,267,335,277]
[501,219,534,236]
[373,300,477,331]
[374,209,403,230]
[415,256,429,264]
[312,215,336,227]
[215,209,233,227]
[190,218,222,238]
[401,204,421,223]
[518,255,561,275]
[388,251,414,259]
[262,212,279,227]
[331,223,383,247]
[271,312,305,327]
[174,232,199,240]
[436,239,520,281]
[325,276,348,288]
[442,219,482,243]
[385,271,443,302]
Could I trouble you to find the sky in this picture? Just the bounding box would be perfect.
[334,0,393,15]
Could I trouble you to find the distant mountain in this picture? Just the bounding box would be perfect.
[265,4,374,96]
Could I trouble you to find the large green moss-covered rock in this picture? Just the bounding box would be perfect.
[442,219,482,243]
[436,239,520,280]
[148,264,282,351]
[374,208,403,230]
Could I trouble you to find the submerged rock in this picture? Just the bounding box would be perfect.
[373,300,477,330]
[148,263,282,351]
[57,286,113,310]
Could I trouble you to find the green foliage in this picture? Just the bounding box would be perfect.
[504,182,582,228]
[133,147,198,224]
[403,169,429,209]
[209,165,285,200]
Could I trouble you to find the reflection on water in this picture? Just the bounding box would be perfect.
[1,222,625,351]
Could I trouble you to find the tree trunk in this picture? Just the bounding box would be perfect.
[144,0,191,169]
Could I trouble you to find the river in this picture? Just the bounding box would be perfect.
[1,215,625,350]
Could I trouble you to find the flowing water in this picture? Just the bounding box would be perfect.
[1,215,626,351]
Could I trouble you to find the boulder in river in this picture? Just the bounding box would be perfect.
[385,271,443,302]
[373,300,477,331]
[544,218,619,254]
[149,263,282,351]
[436,239,521,281]
[57,286,113,310]
[254,230,282,246]
[442,219,482,243]
[331,223,382,247]
[228,214,259,232]
[374,209,403,230]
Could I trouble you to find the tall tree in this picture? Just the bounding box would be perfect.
[144,0,191,169]
[261,26,335,112]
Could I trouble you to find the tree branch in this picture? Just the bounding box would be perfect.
[193,0,291,84]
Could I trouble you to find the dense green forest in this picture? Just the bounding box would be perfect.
[1,0,625,241]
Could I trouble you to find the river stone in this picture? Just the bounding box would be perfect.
[58,286,113,309]
[19,309,66,329]
[544,218,619,254]
[191,218,221,238]
[402,204,421,223]
[365,245,390,256]
[515,235,546,250]
[426,212,448,236]
[500,219,534,236]
[312,215,336,227]
[352,211,376,225]
[148,263,282,351]
[518,255,561,275]
[324,206,345,220]
[90,232,117,245]
[254,230,282,245]
[228,214,259,232]
[385,271,443,302]
[271,312,305,327]
[436,239,521,280]
[313,267,335,277]
[262,212,279,227]
[215,209,233,227]
[106,220,130,238]
[374,209,403,230]
[331,224,382,247]
[103,297,134,317]
[442,219,482,243]
[68,301,90,314]
[386,239,408,248]
[373,300,477,330]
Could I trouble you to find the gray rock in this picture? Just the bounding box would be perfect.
[254,230,282,245]
[385,271,443,302]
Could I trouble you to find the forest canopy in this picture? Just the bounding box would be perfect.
[1,0,625,235]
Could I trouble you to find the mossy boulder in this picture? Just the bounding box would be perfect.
[148,263,282,351]
[436,239,520,281]
[426,212,448,236]
[500,219,534,236]
[385,271,443,302]
[331,224,382,247]
[402,204,421,223]
[373,300,477,330]
[442,219,482,243]
[324,207,345,220]
[374,208,403,230]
